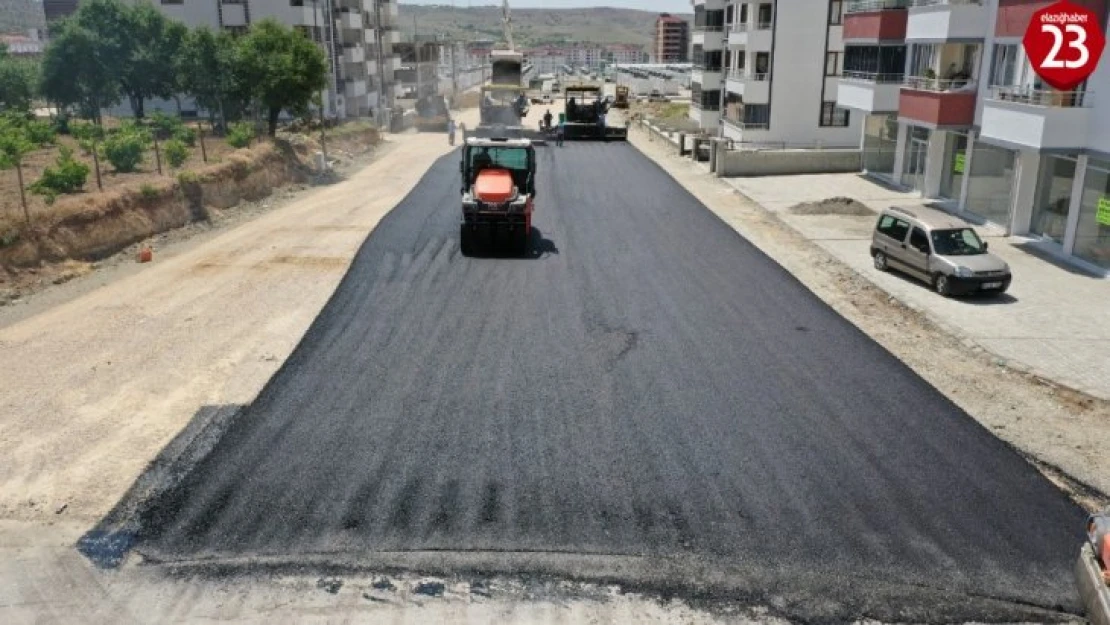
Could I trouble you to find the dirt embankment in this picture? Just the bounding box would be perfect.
[0,127,379,278]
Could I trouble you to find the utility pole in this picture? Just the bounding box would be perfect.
[312,0,328,169]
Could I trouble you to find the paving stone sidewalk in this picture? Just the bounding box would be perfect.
[722,172,1110,401]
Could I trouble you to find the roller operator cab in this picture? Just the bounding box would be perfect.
[459,138,536,256]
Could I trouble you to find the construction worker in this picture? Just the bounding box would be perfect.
[447,118,457,146]
[556,118,565,147]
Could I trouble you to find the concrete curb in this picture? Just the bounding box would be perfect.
[1077,543,1110,625]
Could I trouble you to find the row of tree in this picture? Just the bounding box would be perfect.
[4,0,329,137]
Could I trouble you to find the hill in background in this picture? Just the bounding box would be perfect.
[397,4,691,48]
[1,0,46,35]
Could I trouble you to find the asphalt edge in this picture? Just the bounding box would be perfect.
[625,124,1110,509]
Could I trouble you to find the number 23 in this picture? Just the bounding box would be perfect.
[1041,23,1090,69]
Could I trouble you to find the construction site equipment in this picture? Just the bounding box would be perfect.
[561,85,627,141]
[1078,509,1110,625]
[414,94,450,132]
[467,0,547,145]
[459,137,536,256]
[613,85,630,109]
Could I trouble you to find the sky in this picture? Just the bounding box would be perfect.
[400,1,692,11]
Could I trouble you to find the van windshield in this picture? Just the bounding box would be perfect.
[931,228,986,256]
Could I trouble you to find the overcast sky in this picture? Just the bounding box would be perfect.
[400,1,692,12]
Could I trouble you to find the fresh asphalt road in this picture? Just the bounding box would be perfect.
[134,143,1086,622]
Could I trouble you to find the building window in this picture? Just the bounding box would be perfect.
[825,52,840,77]
[819,102,849,127]
[1031,155,1078,244]
[743,104,770,128]
[1073,158,1110,269]
[757,3,772,29]
[829,0,843,25]
[965,144,1016,227]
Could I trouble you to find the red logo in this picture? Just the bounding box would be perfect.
[1023,1,1105,91]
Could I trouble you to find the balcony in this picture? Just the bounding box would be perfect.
[837,71,904,112]
[343,44,365,64]
[898,76,977,127]
[336,9,362,31]
[692,25,725,50]
[721,117,771,141]
[906,0,987,41]
[728,21,773,49]
[725,69,771,103]
[343,78,368,98]
[980,86,1092,150]
[843,0,909,42]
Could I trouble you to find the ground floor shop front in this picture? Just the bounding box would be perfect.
[858,113,1110,274]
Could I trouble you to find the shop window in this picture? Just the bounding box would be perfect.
[1073,159,1110,269]
[1031,156,1077,244]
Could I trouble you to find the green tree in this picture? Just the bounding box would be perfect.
[0,117,36,223]
[119,2,187,119]
[236,20,328,137]
[0,55,38,113]
[178,27,247,131]
[40,19,119,123]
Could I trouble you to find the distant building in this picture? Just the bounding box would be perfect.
[606,44,649,66]
[653,13,689,63]
[0,32,45,57]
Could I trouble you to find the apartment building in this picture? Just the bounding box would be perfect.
[837,0,1110,273]
[394,38,440,99]
[606,44,650,66]
[690,0,861,148]
[654,13,691,63]
[117,0,400,119]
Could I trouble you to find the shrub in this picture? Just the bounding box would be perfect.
[100,129,148,173]
[71,122,106,155]
[22,118,55,147]
[173,125,197,147]
[177,170,200,185]
[29,146,90,204]
[226,122,254,149]
[148,111,182,141]
[163,138,188,168]
[139,183,159,199]
[51,113,71,136]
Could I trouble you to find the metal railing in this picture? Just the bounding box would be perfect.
[690,100,722,111]
[845,0,911,13]
[723,118,770,131]
[693,24,726,32]
[987,86,1092,107]
[727,69,770,81]
[902,75,977,92]
[841,70,905,83]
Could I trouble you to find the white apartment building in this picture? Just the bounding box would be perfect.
[837,0,1110,273]
[123,0,401,120]
[690,0,861,148]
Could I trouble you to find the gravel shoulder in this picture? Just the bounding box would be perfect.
[628,126,1110,507]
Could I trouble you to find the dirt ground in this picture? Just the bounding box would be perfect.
[0,133,237,231]
[789,196,875,216]
[627,125,1110,511]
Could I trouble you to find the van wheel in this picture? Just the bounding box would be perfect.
[933,274,952,297]
[873,251,888,272]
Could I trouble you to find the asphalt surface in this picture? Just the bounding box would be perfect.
[132,143,1086,622]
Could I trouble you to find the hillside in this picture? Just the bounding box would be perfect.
[397,4,691,48]
[1,0,45,34]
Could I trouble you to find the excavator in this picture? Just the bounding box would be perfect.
[469,0,547,144]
